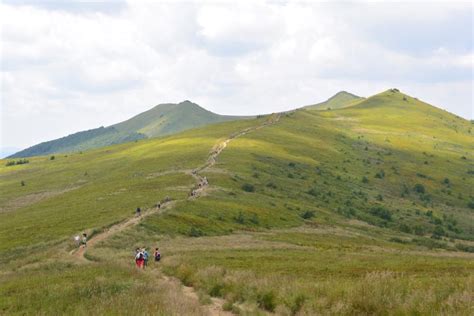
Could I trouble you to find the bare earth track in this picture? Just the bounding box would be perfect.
[70,114,280,315]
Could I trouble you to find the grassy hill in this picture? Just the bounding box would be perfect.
[9,100,250,158]
[1,89,473,314]
[304,90,364,110]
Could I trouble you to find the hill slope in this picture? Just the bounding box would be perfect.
[304,90,364,110]
[1,89,473,314]
[9,100,249,158]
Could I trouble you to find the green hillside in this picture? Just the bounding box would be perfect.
[1,89,473,314]
[304,90,364,110]
[9,100,250,158]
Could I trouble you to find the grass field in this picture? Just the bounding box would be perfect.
[0,90,473,315]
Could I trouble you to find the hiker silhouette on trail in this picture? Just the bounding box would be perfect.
[135,248,145,268]
[136,207,141,217]
[143,247,149,268]
[81,233,87,248]
[74,235,80,247]
[154,248,161,262]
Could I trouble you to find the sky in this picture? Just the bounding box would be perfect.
[1,0,473,153]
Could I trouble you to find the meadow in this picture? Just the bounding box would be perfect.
[0,90,473,315]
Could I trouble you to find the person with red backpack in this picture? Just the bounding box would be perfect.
[135,248,144,268]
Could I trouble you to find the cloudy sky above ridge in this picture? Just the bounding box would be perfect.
[1,0,473,151]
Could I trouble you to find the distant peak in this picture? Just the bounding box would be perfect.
[180,100,193,104]
[330,91,360,99]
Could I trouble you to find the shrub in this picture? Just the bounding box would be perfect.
[442,178,450,185]
[370,206,392,221]
[21,180,25,187]
[431,226,445,239]
[249,213,260,225]
[300,210,315,219]
[188,226,203,237]
[362,176,369,183]
[374,170,385,179]
[376,194,383,201]
[50,156,55,160]
[306,188,318,197]
[241,183,255,192]
[234,212,245,224]
[266,182,277,189]
[5,161,15,166]
[399,224,412,233]
[289,294,306,315]
[413,183,425,194]
[257,291,276,312]
[288,162,296,167]
[467,201,474,209]
[455,243,474,253]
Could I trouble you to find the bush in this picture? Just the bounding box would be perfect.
[257,291,276,312]
[50,156,55,160]
[455,243,474,253]
[6,159,29,166]
[300,210,315,219]
[370,206,392,221]
[431,226,445,239]
[306,188,318,197]
[234,212,245,224]
[374,170,385,179]
[188,226,203,237]
[376,194,383,201]
[249,213,260,225]
[442,178,450,185]
[362,176,369,183]
[21,180,25,187]
[266,182,277,189]
[289,294,306,315]
[241,183,255,192]
[413,183,425,194]
[467,201,474,209]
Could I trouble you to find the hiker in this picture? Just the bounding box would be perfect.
[156,202,161,209]
[136,207,141,217]
[135,248,144,268]
[143,247,149,268]
[74,235,80,247]
[154,248,161,262]
[81,233,87,248]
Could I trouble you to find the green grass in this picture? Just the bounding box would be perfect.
[0,89,473,314]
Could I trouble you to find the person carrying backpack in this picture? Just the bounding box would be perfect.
[135,248,144,268]
[142,247,149,268]
[81,233,87,248]
[154,248,161,262]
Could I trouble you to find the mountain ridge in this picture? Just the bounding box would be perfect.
[9,100,251,158]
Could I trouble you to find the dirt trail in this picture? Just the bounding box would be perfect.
[70,113,281,314]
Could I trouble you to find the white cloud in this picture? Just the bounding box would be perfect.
[0,1,472,150]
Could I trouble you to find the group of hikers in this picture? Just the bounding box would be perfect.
[74,233,87,248]
[190,176,208,197]
[134,247,161,268]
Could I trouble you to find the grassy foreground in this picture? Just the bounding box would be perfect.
[0,90,473,315]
